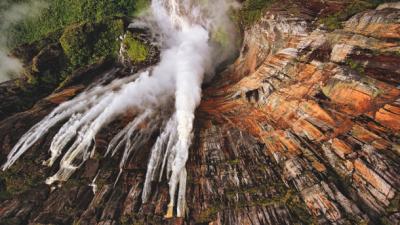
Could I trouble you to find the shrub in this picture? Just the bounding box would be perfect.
[239,0,275,26]
[6,0,144,48]
[60,19,124,68]
[122,32,149,63]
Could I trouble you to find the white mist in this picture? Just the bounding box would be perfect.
[0,0,48,82]
[3,0,237,218]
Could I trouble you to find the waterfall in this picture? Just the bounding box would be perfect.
[2,0,237,218]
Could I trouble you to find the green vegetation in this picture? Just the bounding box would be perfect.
[319,15,343,31]
[133,0,151,16]
[6,0,149,48]
[318,0,399,31]
[123,32,150,63]
[235,0,398,29]
[212,27,231,48]
[120,214,164,225]
[2,0,154,89]
[60,19,124,68]
[243,0,275,24]
[386,193,400,214]
[0,159,42,201]
[226,158,240,165]
[196,180,315,224]
[13,17,125,89]
[237,0,275,26]
[196,205,221,223]
[346,59,365,75]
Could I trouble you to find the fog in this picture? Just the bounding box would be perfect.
[0,0,48,83]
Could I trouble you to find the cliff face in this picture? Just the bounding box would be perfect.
[0,1,399,225]
[200,1,400,224]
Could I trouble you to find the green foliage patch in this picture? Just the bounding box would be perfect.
[346,59,366,75]
[133,0,151,16]
[0,159,42,200]
[60,19,124,68]
[239,0,275,26]
[6,0,148,48]
[318,0,399,31]
[2,0,153,89]
[122,32,149,63]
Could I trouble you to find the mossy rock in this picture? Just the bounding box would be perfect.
[60,18,125,68]
[5,0,140,48]
[122,32,150,63]
[239,0,275,26]
[32,43,66,73]
[0,159,43,199]
[318,0,396,31]
[346,59,366,75]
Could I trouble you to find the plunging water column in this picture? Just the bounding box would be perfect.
[2,0,237,218]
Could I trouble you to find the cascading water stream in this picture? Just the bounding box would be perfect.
[2,0,238,218]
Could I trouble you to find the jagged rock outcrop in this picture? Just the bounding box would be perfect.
[201,1,400,224]
[0,1,399,225]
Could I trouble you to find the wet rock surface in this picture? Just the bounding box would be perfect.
[0,1,399,225]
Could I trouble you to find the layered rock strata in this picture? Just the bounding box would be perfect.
[0,1,399,225]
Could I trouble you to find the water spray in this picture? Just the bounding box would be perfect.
[3,0,238,218]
